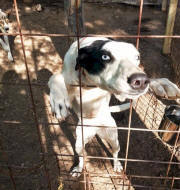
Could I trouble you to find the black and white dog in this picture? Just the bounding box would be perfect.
[48,37,180,177]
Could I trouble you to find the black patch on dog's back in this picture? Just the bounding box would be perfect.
[76,40,114,75]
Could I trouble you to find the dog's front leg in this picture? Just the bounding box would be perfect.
[150,78,180,102]
[0,37,10,52]
[0,34,13,62]
[3,34,13,62]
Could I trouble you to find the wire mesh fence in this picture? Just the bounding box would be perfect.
[0,0,180,189]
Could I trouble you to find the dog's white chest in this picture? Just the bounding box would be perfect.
[67,85,110,118]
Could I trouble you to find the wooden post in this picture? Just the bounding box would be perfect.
[162,0,168,11]
[162,0,178,54]
[64,0,85,45]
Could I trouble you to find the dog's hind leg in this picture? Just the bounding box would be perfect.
[71,118,97,177]
[106,130,123,173]
[97,113,123,173]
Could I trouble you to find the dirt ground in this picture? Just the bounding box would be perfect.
[0,1,180,190]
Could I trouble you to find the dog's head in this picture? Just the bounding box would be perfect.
[76,38,149,99]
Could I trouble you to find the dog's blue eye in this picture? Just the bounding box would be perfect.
[102,55,110,61]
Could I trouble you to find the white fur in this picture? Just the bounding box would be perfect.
[48,37,180,177]
[0,9,13,62]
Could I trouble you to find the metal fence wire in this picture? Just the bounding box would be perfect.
[0,0,180,189]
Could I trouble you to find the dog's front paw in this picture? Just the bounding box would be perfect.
[114,160,123,173]
[150,78,180,100]
[48,74,71,121]
[50,93,70,120]
[70,165,83,177]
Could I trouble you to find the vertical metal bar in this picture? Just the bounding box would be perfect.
[122,172,125,190]
[13,0,52,189]
[87,173,91,190]
[170,177,175,190]
[128,1,144,183]
[128,175,132,190]
[75,0,87,189]
[136,0,144,49]
[124,100,133,173]
[124,0,144,184]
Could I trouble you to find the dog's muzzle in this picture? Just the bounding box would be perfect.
[128,73,149,91]
[4,25,9,31]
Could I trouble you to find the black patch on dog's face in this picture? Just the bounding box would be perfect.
[76,40,114,75]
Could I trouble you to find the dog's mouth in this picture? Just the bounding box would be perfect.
[126,88,149,95]
[117,90,147,97]
[108,84,149,98]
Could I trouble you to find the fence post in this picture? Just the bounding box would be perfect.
[64,0,85,45]
[162,0,167,11]
[162,0,178,54]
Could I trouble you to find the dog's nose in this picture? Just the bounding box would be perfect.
[4,25,9,31]
[128,73,149,90]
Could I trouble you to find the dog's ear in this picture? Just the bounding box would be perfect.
[107,37,114,41]
[75,40,112,74]
[107,37,118,41]
[75,47,90,71]
[75,58,80,70]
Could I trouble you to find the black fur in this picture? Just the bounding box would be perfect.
[76,40,114,75]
